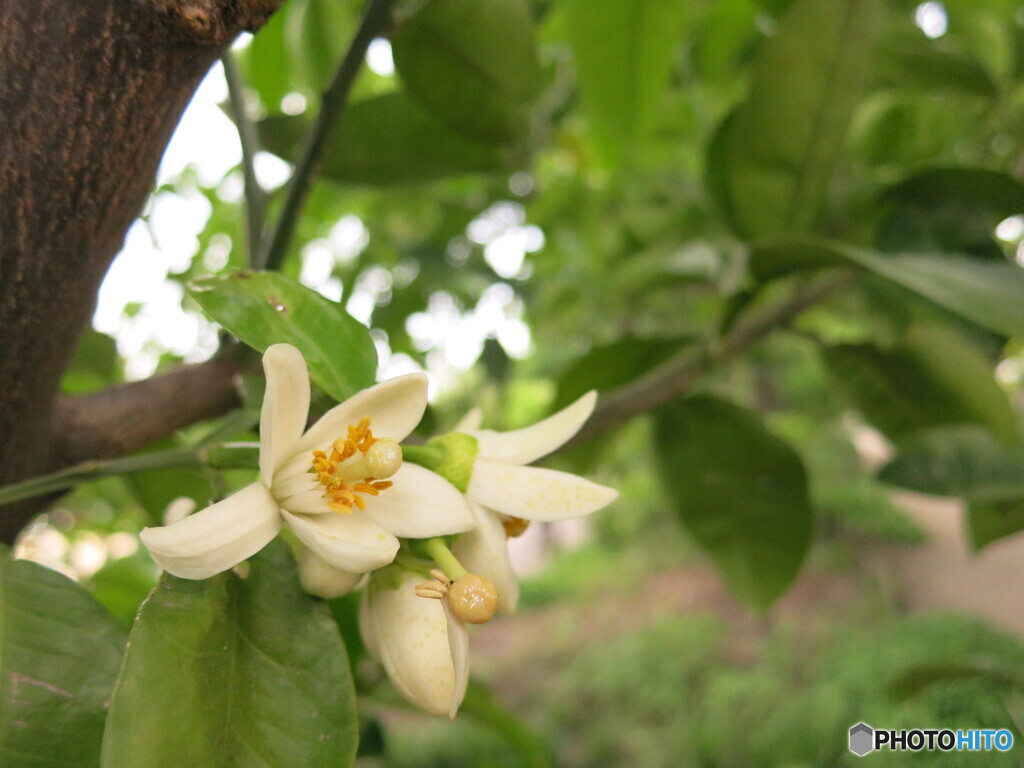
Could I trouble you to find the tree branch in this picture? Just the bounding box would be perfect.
[51,355,244,466]
[567,270,858,448]
[258,0,399,270]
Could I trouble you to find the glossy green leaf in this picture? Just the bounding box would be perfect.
[392,0,540,144]
[563,0,688,163]
[0,549,126,768]
[750,241,1024,337]
[87,553,160,631]
[258,93,508,186]
[879,425,1024,499]
[101,541,358,768]
[189,271,377,402]
[969,500,1024,549]
[711,0,881,238]
[822,323,1017,443]
[654,395,813,610]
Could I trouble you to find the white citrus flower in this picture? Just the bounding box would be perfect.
[359,565,470,720]
[140,343,474,580]
[452,392,618,612]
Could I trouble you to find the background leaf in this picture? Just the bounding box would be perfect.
[711,0,881,238]
[101,541,358,768]
[391,0,540,144]
[562,0,689,164]
[750,241,1024,337]
[259,93,509,186]
[821,323,1017,444]
[879,425,1024,500]
[654,395,814,609]
[0,549,126,768]
[969,500,1024,549]
[189,271,377,402]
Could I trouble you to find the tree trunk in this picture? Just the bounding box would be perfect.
[0,0,281,543]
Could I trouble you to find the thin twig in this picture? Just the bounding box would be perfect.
[0,449,201,507]
[566,269,859,448]
[257,0,398,271]
[222,50,267,265]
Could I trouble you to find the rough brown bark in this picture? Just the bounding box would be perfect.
[0,0,281,543]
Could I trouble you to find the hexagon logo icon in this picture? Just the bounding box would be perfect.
[849,722,874,757]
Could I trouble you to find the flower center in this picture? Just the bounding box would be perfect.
[311,417,403,514]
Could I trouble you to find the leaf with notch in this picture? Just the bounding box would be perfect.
[190,271,377,403]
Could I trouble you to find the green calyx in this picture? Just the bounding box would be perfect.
[402,432,479,493]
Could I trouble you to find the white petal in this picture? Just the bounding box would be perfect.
[140,482,281,579]
[452,503,520,614]
[260,344,312,486]
[359,568,457,718]
[281,508,399,573]
[295,373,428,455]
[296,547,364,598]
[441,601,470,720]
[362,463,475,538]
[453,408,483,433]
[468,460,619,521]
[471,391,596,465]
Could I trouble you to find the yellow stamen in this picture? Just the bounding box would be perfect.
[312,417,396,514]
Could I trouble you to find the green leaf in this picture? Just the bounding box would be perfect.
[87,553,160,631]
[553,336,687,409]
[875,37,998,98]
[189,271,377,402]
[101,541,358,768]
[122,438,216,525]
[750,241,1024,337]
[285,0,356,99]
[0,549,126,768]
[60,329,119,395]
[879,425,1024,500]
[883,167,1024,220]
[822,323,1018,444]
[563,0,688,163]
[969,500,1024,549]
[654,395,813,610]
[711,0,881,238]
[258,93,508,186]
[239,5,292,112]
[392,0,540,144]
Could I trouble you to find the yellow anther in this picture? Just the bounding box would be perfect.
[311,417,400,514]
[501,516,530,538]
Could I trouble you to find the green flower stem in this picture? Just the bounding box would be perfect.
[424,538,468,580]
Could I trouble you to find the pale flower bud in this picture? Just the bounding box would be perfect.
[297,547,363,599]
[360,566,469,719]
